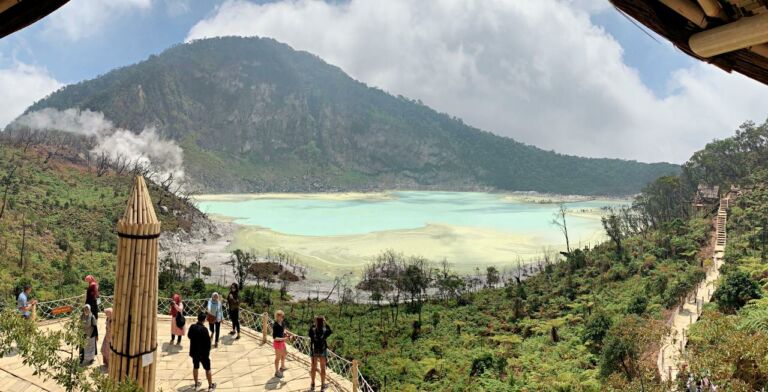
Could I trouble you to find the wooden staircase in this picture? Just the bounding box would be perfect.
[714,195,729,257]
[657,192,732,386]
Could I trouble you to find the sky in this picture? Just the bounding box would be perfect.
[1,0,767,164]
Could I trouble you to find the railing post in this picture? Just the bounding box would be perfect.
[31,303,36,322]
[261,312,268,344]
[351,359,359,392]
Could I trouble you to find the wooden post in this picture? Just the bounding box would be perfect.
[661,350,664,367]
[690,13,768,57]
[108,176,160,391]
[262,312,268,344]
[30,303,36,322]
[660,0,708,28]
[351,360,359,392]
[696,0,725,19]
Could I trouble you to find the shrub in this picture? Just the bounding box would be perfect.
[713,271,762,313]
[626,295,648,315]
[583,311,612,351]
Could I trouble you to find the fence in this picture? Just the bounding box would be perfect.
[31,294,374,392]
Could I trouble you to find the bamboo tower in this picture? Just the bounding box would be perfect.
[108,176,161,391]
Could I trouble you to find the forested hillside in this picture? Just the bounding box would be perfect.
[23,37,677,195]
[223,119,765,391]
[0,133,209,301]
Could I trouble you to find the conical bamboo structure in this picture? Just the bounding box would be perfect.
[108,176,161,391]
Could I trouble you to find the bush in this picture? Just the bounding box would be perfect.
[469,351,505,377]
[583,311,612,351]
[191,278,206,296]
[713,271,762,313]
[243,286,271,307]
[626,296,648,315]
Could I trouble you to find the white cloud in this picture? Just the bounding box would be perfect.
[164,0,191,16]
[0,62,62,129]
[187,0,768,163]
[43,0,152,42]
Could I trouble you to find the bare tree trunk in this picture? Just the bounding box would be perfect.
[20,211,27,270]
[0,164,18,221]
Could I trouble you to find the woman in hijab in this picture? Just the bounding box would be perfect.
[170,293,185,345]
[102,308,113,370]
[79,304,98,365]
[84,275,99,320]
[206,292,223,348]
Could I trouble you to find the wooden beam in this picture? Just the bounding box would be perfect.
[690,13,768,57]
[749,43,768,58]
[696,0,725,19]
[0,0,19,18]
[660,0,709,29]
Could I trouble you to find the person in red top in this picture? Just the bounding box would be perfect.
[84,275,99,319]
[170,294,185,345]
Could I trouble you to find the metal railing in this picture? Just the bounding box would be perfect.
[32,294,374,392]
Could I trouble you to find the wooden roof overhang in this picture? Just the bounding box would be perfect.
[0,0,69,39]
[610,0,768,86]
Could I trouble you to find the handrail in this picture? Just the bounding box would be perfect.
[31,294,374,391]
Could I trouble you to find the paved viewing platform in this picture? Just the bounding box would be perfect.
[0,314,355,392]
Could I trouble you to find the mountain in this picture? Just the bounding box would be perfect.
[24,37,677,195]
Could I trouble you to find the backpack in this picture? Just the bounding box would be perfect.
[310,327,327,353]
[175,307,186,328]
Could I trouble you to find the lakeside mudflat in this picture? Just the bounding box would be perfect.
[193,191,627,280]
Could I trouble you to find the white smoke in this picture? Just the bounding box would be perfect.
[10,108,185,184]
[12,108,113,137]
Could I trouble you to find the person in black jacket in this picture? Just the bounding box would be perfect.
[188,312,216,391]
[309,316,332,391]
[227,283,241,340]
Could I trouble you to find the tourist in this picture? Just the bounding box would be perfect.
[309,316,332,391]
[227,283,241,340]
[102,308,113,370]
[188,312,216,391]
[170,294,185,345]
[272,310,291,378]
[206,292,223,348]
[17,284,37,319]
[84,275,100,319]
[79,304,98,365]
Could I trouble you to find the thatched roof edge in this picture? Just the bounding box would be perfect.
[610,0,768,86]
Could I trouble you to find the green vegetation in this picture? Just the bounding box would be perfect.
[25,37,677,195]
[0,309,141,391]
[3,93,768,390]
[0,140,205,301]
[231,119,768,391]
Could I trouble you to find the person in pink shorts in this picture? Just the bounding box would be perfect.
[272,310,292,378]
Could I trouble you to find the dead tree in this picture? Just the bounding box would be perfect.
[19,211,27,269]
[96,152,110,177]
[0,164,18,221]
[551,203,571,254]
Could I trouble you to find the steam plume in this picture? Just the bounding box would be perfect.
[10,108,185,184]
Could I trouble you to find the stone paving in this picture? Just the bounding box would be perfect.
[0,316,352,392]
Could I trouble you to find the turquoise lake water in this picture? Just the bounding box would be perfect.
[195,191,625,239]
